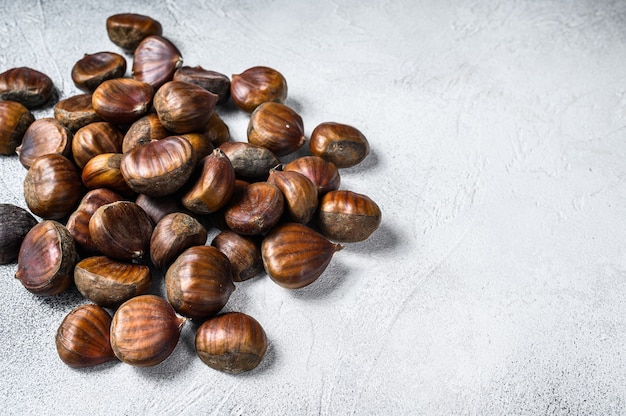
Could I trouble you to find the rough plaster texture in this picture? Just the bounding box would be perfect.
[1,0,626,414]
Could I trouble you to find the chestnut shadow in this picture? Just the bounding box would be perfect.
[288,258,350,301]
[39,286,86,311]
[344,221,402,256]
[339,147,380,174]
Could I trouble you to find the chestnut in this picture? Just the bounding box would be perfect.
[0,203,38,264]
[16,117,73,169]
[219,141,280,182]
[122,113,171,153]
[231,66,287,112]
[211,230,263,282]
[53,93,102,132]
[150,212,208,271]
[106,13,163,51]
[283,155,341,196]
[153,80,218,134]
[71,52,127,91]
[223,181,284,236]
[81,153,136,197]
[92,78,153,124]
[0,100,34,155]
[0,67,54,108]
[317,190,382,242]
[132,35,183,89]
[309,122,370,168]
[267,169,318,224]
[247,102,305,157]
[71,121,124,169]
[173,66,231,104]
[195,312,268,374]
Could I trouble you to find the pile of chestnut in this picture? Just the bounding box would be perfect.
[0,13,381,374]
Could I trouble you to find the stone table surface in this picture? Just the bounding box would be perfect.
[1,1,626,415]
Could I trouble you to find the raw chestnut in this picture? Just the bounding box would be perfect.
[15,220,78,296]
[231,66,287,112]
[17,117,73,169]
[173,66,231,104]
[182,148,235,214]
[203,112,230,146]
[122,113,170,153]
[23,153,83,220]
[53,93,102,132]
[247,102,305,156]
[135,193,191,225]
[81,153,135,197]
[165,245,234,320]
[89,201,154,262]
[66,188,125,255]
[0,100,34,155]
[110,294,185,367]
[92,78,153,124]
[150,212,208,270]
[120,135,196,197]
[267,169,318,224]
[219,141,280,182]
[179,132,214,160]
[211,230,263,282]
[261,222,342,289]
[71,52,127,91]
[72,121,124,169]
[55,304,116,368]
[195,312,268,374]
[0,67,54,108]
[317,190,382,242]
[153,80,218,134]
[223,182,284,236]
[283,155,341,196]
[132,35,183,89]
[309,122,370,168]
[74,256,151,308]
[106,13,163,51]
[0,203,38,264]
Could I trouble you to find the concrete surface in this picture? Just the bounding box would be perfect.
[1,0,626,415]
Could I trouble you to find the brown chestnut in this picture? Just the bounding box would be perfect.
[309,122,370,168]
[92,78,153,124]
[122,113,171,153]
[267,169,318,224]
[71,52,127,92]
[89,201,154,262]
[81,153,135,197]
[66,188,125,254]
[110,294,185,367]
[153,80,218,134]
[0,203,38,264]
[223,181,284,236]
[317,190,382,242]
[74,256,151,308]
[106,13,163,51]
[15,220,78,296]
[283,155,341,196]
[182,148,235,214]
[150,212,208,270]
[195,312,268,374]
[53,93,102,132]
[17,117,73,169]
[135,193,191,225]
[219,141,280,182]
[231,66,287,112]
[203,112,230,147]
[262,222,343,289]
[23,154,83,220]
[211,230,263,282]
[173,66,231,104]
[132,35,183,89]
[55,304,116,368]
[0,100,34,155]
[121,135,196,197]
[247,102,305,156]
[0,67,54,108]
[72,121,124,169]
[165,245,234,320]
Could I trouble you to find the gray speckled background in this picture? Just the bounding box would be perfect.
[2,0,626,415]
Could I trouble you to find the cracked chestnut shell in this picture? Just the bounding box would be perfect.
[106,13,163,51]
[261,222,342,289]
[150,212,208,271]
[224,181,284,236]
[121,135,196,197]
[0,67,54,109]
[154,80,218,134]
[195,312,268,374]
[110,294,186,367]
[16,220,78,296]
[310,122,370,168]
[71,52,127,92]
[0,100,34,155]
[89,201,154,262]
[17,117,73,169]
[55,304,116,368]
[132,35,183,89]
[74,256,151,308]
[317,190,382,242]
[231,66,287,112]
[247,102,305,157]
[165,245,235,320]
[92,78,153,124]
[23,154,83,220]
[53,93,102,132]
[0,203,38,264]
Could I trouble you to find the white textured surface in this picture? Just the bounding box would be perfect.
[2,0,626,414]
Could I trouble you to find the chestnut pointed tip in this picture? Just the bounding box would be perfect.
[333,243,344,252]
